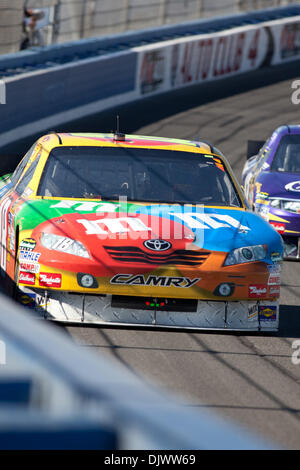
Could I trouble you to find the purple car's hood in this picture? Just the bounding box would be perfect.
[260,172,300,199]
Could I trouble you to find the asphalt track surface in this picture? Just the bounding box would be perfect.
[3,60,300,449]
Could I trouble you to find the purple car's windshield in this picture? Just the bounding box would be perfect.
[37,146,242,206]
[271,134,300,173]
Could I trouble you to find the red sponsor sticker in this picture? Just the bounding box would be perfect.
[269,286,280,297]
[248,284,267,298]
[19,271,35,285]
[39,272,62,288]
[269,222,285,234]
[19,262,40,274]
[268,273,281,286]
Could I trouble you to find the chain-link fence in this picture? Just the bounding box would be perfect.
[0,0,297,55]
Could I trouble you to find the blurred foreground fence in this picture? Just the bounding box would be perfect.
[0,0,297,54]
[0,293,273,449]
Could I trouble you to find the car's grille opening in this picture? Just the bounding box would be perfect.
[104,246,210,266]
[111,295,198,312]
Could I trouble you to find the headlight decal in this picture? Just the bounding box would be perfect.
[41,233,90,258]
[269,198,300,214]
[224,244,267,266]
[282,200,300,213]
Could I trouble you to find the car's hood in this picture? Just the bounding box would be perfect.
[19,199,283,261]
[258,172,300,199]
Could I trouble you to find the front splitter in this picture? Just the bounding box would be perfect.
[17,288,279,332]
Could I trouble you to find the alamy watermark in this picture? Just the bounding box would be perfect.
[0,80,6,104]
[291,340,300,365]
[291,80,300,105]
[0,339,6,365]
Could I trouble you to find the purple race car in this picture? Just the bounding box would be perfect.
[242,125,300,260]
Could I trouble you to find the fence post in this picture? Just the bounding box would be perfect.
[197,0,203,17]
[124,0,130,32]
[80,0,88,39]
[159,0,167,25]
[52,0,61,43]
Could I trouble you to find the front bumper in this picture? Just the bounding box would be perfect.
[18,287,279,332]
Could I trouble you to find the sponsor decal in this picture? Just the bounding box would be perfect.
[139,49,165,95]
[269,222,285,234]
[285,181,300,192]
[19,250,41,262]
[20,293,36,308]
[19,238,36,251]
[280,23,300,59]
[259,306,277,322]
[270,252,282,263]
[248,284,267,298]
[171,30,257,88]
[171,212,250,231]
[76,216,151,235]
[19,261,40,274]
[35,294,50,310]
[267,264,282,273]
[256,192,269,200]
[50,200,120,212]
[19,271,35,285]
[248,304,258,321]
[269,286,280,297]
[76,212,250,236]
[268,273,281,286]
[39,272,62,288]
[110,274,200,288]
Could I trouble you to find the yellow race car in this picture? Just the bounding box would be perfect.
[0,132,283,331]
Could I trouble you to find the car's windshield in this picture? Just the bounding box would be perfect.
[271,134,300,172]
[37,146,241,206]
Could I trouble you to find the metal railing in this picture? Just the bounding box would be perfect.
[0,0,297,55]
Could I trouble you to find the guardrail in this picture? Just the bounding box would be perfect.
[0,4,300,157]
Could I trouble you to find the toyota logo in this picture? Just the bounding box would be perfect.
[144,239,172,251]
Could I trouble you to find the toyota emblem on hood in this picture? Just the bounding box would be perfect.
[144,239,172,251]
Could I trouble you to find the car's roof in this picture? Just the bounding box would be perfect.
[285,125,300,133]
[39,132,220,156]
[274,125,300,136]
